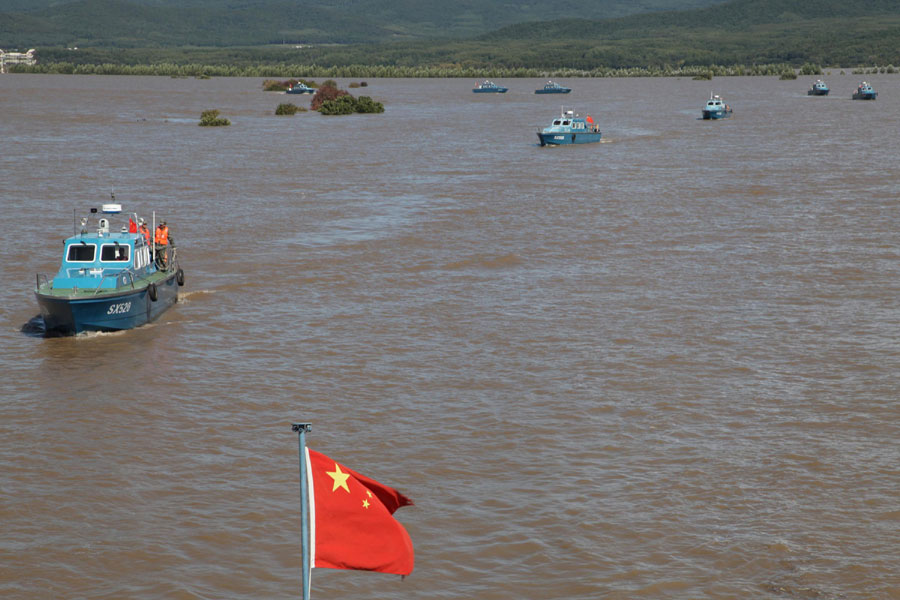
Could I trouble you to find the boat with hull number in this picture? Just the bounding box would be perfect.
[535,81,571,94]
[34,201,185,335]
[473,80,508,93]
[537,108,602,146]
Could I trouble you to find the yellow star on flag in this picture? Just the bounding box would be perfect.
[362,499,370,509]
[326,463,351,493]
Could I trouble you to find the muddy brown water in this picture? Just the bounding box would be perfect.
[1,73,898,599]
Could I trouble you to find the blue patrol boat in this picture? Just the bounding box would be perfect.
[535,80,571,94]
[286,82,315,94]
[472,80,508,93]
[807,80,829,95]
[701,93,732,119]
[537,108,602,146]
[34,202,185,335]
[852,82,877,100]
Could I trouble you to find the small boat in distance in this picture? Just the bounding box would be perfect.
[852,82,877,100]
[537,108,602,146]
[535,81,571,94]
[701,93,732,119]
[286,82,315,94]
[473,80,508,93]
[34,201,184,335]
[807,80,830,96]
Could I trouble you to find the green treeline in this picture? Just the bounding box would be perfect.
[15,61,898,79]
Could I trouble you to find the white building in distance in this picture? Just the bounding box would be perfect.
[1,49,37,73]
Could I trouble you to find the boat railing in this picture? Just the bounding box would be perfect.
[35,273,50,291]
[155,244,177,272]
[92,268,137,294]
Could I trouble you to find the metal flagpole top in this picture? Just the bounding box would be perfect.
[293,422,313,600]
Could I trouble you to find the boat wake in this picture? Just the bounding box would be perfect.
[177,289,215,303]
[19,316,130,338]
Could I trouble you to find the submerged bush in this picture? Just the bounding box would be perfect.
[310,80,384,115]
[318,95,357,115]
[199,109,230,126]
[263,79,287,91]
[316,93,385,115]
[275,102,305,115]
[799,62,822,75]
[355,95,384,113]
[692,71,713,80]
[779,70,798,80]
[311,82,349,111]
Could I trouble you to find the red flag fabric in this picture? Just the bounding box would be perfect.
[306,448,414,576]
[586,115,594,124]
[128,217,138,233]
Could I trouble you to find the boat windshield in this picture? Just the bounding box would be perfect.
[100,243,130,262]
[67,244,96,262]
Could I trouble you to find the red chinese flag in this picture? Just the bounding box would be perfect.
[586,115,594,124]
[306,448,414,576]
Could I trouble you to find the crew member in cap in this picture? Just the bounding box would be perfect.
[155,221,170,267]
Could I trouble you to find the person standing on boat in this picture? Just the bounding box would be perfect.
[155,221,170,267]
[139,219,151,246]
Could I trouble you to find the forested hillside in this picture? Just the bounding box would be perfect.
[469,0,900,68]
[0,0,727,47]
[5,0,900,71]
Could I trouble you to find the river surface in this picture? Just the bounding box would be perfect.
[1,73,898,599]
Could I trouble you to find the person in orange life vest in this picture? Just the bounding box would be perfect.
[138,220,151,246]
[155,222,170,246]
[155,221,170,266]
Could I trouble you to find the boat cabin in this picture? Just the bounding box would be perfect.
[52,205,154,290]
[544,110,599,133]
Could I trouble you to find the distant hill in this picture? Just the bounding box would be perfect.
[5,0,900,70]
[465,0,900,68]
[0,0,728,47]
[302,0,900,70]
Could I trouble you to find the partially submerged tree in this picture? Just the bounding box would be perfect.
[199,109,230,126]
[311,81,349,111]
[275,102,305,115]
[313,81,385,115]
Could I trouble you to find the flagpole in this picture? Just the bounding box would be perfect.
[292,423,313,600]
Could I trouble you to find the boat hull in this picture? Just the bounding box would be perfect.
[36,271,179,335]
[535,89,571,94]
[852,92,877,100]
[808,89,829,96]
[286,88,314,95]
[537,131,602,146]
[702,110,732,119]
[473,89,507,93]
